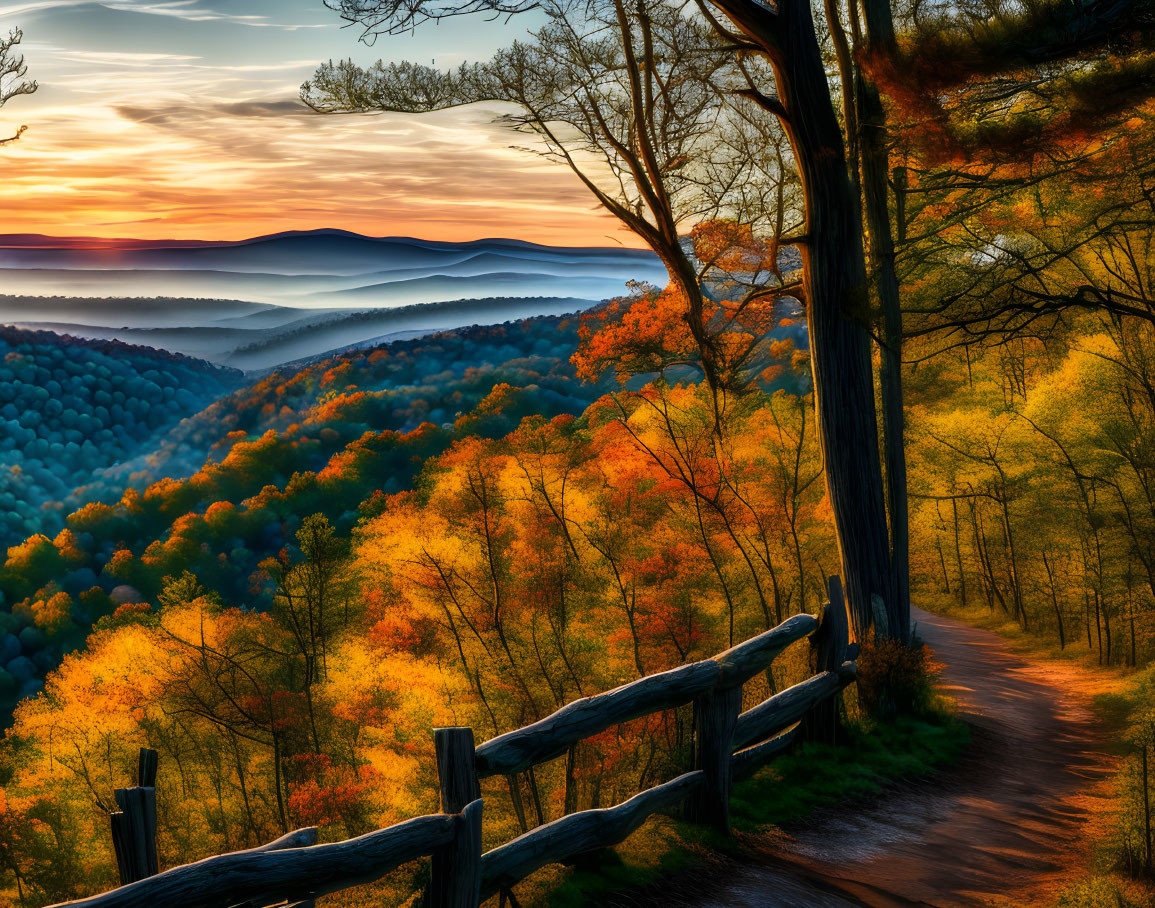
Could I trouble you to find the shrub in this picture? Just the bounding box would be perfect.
[1058,877,1141,907]
[855,635,941,718]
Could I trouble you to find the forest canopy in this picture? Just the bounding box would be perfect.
[1,0,1154,902]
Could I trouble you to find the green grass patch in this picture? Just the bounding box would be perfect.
[542,819,726,908]
[731,711,969,832]
[531,706,968,906]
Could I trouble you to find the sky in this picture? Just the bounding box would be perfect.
[0,0,635,244]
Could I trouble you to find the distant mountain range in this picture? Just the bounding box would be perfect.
[0,229,666,370]
[2,295,600,372]
[0,229,664,306]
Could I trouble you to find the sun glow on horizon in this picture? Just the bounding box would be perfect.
[0,2,644,248]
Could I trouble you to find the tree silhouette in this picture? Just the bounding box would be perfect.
[0,28,36,146]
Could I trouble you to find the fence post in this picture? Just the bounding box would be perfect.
[429,798,483,908]
[434,727,480,813]
[802,577,850,745]
[111,747,159,884]
[688,683,742,833]
[430,728,482,908]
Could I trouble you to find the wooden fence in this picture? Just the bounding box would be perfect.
[48,577,857,908]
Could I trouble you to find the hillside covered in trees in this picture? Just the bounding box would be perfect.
[0,303,806,726]
[2,0,1155,904]
[0,327,242,550]
[0,313,617,715]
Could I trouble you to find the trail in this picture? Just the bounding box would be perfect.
[648,606,1120,908]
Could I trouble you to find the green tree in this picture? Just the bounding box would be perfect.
[264,514,353,754]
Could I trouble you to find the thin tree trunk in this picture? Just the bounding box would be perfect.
[1042,549,1065,649]
[563,746,578,816]
[506,774,529,833]
[974,505,1009,614]
[272,733,288,834]
[1094,589,1104,664]
[1102,593,1112,664]
[1143,741,1152,875]
[856,18,910,643]
[997,491,1027,629]
[229,731,258,845]
[527,765,546,826]
[937,538,951,593]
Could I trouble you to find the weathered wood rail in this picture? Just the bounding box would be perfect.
[49,577,857,908]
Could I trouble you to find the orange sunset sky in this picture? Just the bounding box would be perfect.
[0,0,636,246]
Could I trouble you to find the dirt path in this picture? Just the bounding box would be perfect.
[653,606,1120,908]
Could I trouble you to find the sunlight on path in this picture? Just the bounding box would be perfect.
[660,606,1119,908]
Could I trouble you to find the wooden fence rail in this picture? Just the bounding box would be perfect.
[478,771,704,902]
[48,577,857,908]
[472,611,817,778]
[48,811,468,908]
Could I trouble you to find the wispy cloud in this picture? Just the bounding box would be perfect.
[0,1,85,15]
[0,1,327,29]
[0,0,630,245]
[51,48,202,64]
[0,93,629,244]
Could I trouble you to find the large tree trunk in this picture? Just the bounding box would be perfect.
[710,0,896,640]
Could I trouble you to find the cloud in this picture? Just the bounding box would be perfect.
[0,0,634,246]
[112,104,173,124]
[213,60,326,73]
[1,93,632,246]
[94,216,166,225]
[0,1,329,28]
[0,1,87,15]
[211,99,308,117]
[114,98,304,124]
[52,48,202,64]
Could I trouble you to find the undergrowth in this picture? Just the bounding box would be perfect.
[526,700,968,907]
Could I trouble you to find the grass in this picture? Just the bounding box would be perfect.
[730,709,968,832]
[522,702,969,907]
[540,820,723,908]
[1062,665,1155,908]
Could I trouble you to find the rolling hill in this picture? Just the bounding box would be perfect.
[0,229,666,370]
[0,229,664,306]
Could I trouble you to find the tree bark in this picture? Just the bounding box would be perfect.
[857,64,911,643]
[709,0,896,641]
[1042,549,1066,649]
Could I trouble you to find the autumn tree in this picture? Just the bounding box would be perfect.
[304,5,798,412]
[262,514,353,753]
[309,0,904,642]
[891,0,1155,351]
